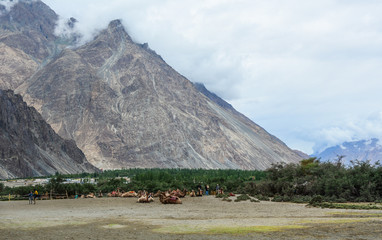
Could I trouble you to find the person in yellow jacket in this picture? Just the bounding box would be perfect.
[33,189,38,204]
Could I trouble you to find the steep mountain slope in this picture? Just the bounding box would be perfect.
[314,138,382,165]
[0,89,97,179]
[0,0,70,90]
[17,18,304,170]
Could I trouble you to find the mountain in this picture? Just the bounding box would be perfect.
[1,0,304,171]
[0,0,74,90]
[0,89,97,179]
[313,138,382,165]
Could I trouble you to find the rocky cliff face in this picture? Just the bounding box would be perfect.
[17,18,304,170]
[1,1,304,171]
[0,0,69,90]
[0,89,97,179]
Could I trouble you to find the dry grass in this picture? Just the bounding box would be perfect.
[154,224,306,235]
[1,197,382,239]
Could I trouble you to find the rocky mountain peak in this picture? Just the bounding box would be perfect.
[0,0,57,40]
[108,19,124,31]
[104,19,133,43]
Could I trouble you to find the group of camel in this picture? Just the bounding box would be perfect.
[83,188,207,204]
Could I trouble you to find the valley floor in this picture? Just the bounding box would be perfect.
[0,196,381,239]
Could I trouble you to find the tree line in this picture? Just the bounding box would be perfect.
[1,158,382,203]
[0,168,265,197]
[246,158,382,203]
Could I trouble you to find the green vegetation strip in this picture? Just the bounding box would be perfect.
[328,212,382,217]
[311,202,382,210]
[298,218,380,225]
[2,158,382,205]
[0,220,86,229]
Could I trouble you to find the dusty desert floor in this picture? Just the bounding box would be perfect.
[1,196,382,240]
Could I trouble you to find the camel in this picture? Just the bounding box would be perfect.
[121,191,138,197]
[189,190,196,197]
[98,191,103,198]
[171,189,187,198]
[136,192,154,203]
[137,194,154,203]
[196,188,203,197]
[86,192,96,198]
[107,189,122,197]
[177,189,187,198]
[159,193,182,204]
[40,192,49,200]
[136,190,146,198]
[153,190,162,197]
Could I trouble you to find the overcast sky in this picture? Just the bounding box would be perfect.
[40,0,382,154]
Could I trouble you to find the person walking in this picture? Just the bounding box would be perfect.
[216,184,220,195]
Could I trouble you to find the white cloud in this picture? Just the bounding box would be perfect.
[310,111,382,153]
[42,0,382,154]
[1,0,39,15]
[0,0,19,12]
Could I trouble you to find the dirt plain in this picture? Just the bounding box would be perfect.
[0,196,381,240]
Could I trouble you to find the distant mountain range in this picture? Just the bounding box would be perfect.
[0,0,305,178]
[313,138,382,165]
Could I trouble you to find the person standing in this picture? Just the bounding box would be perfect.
[196,183,203,196]
[216,184,220,195]
[28,191,33,204]
[205,185,209,195]
[33,189,38,204]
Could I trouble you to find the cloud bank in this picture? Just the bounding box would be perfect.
[43,0,382,154]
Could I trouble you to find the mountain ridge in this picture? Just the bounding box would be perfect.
[313,138,382,164]
[1,0,305,172]
[0,89,98,179]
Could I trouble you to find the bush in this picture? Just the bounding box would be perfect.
[234,194,251,202]
[216,193,229,198]
[271,195,295,202]
[291,195,312,203]
[222,197,232,202]
[309,195,323,205]
[252,194,270,201]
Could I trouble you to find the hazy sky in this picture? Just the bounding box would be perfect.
[39,0,382,154]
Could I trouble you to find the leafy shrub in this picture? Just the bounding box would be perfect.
[309,195,323,206]
[216,193,229,198]
[291,195,312,203]
[313,202,382,210]
[234,194,251,202]
[222,197,232,202]
[252,194,270,201]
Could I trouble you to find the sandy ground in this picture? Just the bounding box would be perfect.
[1,196,382,240]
